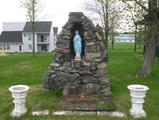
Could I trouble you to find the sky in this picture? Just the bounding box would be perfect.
[0,0,135,34]
[0,0,85,33]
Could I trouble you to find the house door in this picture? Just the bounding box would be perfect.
[41,35,44,42]
[19,45,22,52]
[41,45,47,52]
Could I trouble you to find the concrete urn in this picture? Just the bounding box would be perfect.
[9,85,29,117]
[128,84,149,118]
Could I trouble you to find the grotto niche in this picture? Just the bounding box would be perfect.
[43,12,111,110]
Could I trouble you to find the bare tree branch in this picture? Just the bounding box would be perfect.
[133,0,148,12]
[122,0,148,12]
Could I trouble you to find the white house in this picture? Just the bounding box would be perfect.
[0,31,23,52]
[0,22,57,52]
[0,22,25,52]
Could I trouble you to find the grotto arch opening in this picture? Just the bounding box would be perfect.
[70,22,85,59]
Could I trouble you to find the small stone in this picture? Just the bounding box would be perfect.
[95,58,102,63]
[83,83,101,94]
[52,110,97,115]
[68,73,79,82]
[79,70,92,75]
[97,111,110,116]
[74,61,82,68]
[86,45,97,53]
[73,111,96,115]
[52,111,66,115]
[111,112,125,118]
[82,75,94,83]
[62,84,71,96]
[70,69,77,73]
[97,111,125,118]
[63,62,71,66]
[97,63,107,69]
[86,53,96,58]
[86,42,95,46]
[32,110,49,116]
[58,67,65,71]
[49,70,55,74]
[50,63,60,67]
[83,61,91,67]
[90,65,97,71]
[51,74,56,78]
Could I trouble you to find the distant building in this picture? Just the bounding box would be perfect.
[0,22,57,52]
[115,34,135,42]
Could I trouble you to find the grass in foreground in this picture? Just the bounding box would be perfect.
[0,43,159,120]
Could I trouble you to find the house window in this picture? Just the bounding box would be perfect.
[41,35,44,42]
[28,34,31,40]
[40,35,48,42]
[29,44,32,50]
[44,36,47,41]
[3,44,6,50]
[19,45,22,51]
[6,44,10,50]
[0,44,10,50]
[0,44,2,50]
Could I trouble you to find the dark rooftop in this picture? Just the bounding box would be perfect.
[0,31,22,43]
[23,21,52,33]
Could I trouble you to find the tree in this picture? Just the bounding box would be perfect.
[108,9,120,49]
[22,0,41,57]
[84,0,121,54]
[123,0,158,77]
[86,0,158,76]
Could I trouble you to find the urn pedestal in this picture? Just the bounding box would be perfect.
[9,85,29,117]
[127,84,149,118]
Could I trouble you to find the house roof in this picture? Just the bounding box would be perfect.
[23,21,52,33]
[0,31,22,43]
[3,22,25,31]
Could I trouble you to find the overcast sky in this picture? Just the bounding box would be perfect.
[0,0,85,33]
[0,0,135,34]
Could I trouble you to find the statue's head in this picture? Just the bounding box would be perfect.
[75,30,79,35]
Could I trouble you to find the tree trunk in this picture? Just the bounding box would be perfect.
[136,0,158,77]
[32,24,35,58]
[32,0,35,58]
[137,36,156,77]
[104,0,109,61]
[111,30,115,50]
[111,37,115,50]
[102,21,109,62]
[136,23,157,77]
[104,30,109,49]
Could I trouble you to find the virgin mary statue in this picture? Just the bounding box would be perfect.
[73,30,82,61]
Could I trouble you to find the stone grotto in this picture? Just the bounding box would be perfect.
[43,12,112,110]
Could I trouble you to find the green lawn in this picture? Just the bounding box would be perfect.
[0,43,159,120]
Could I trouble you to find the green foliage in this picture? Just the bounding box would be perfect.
[0,53,53,86]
